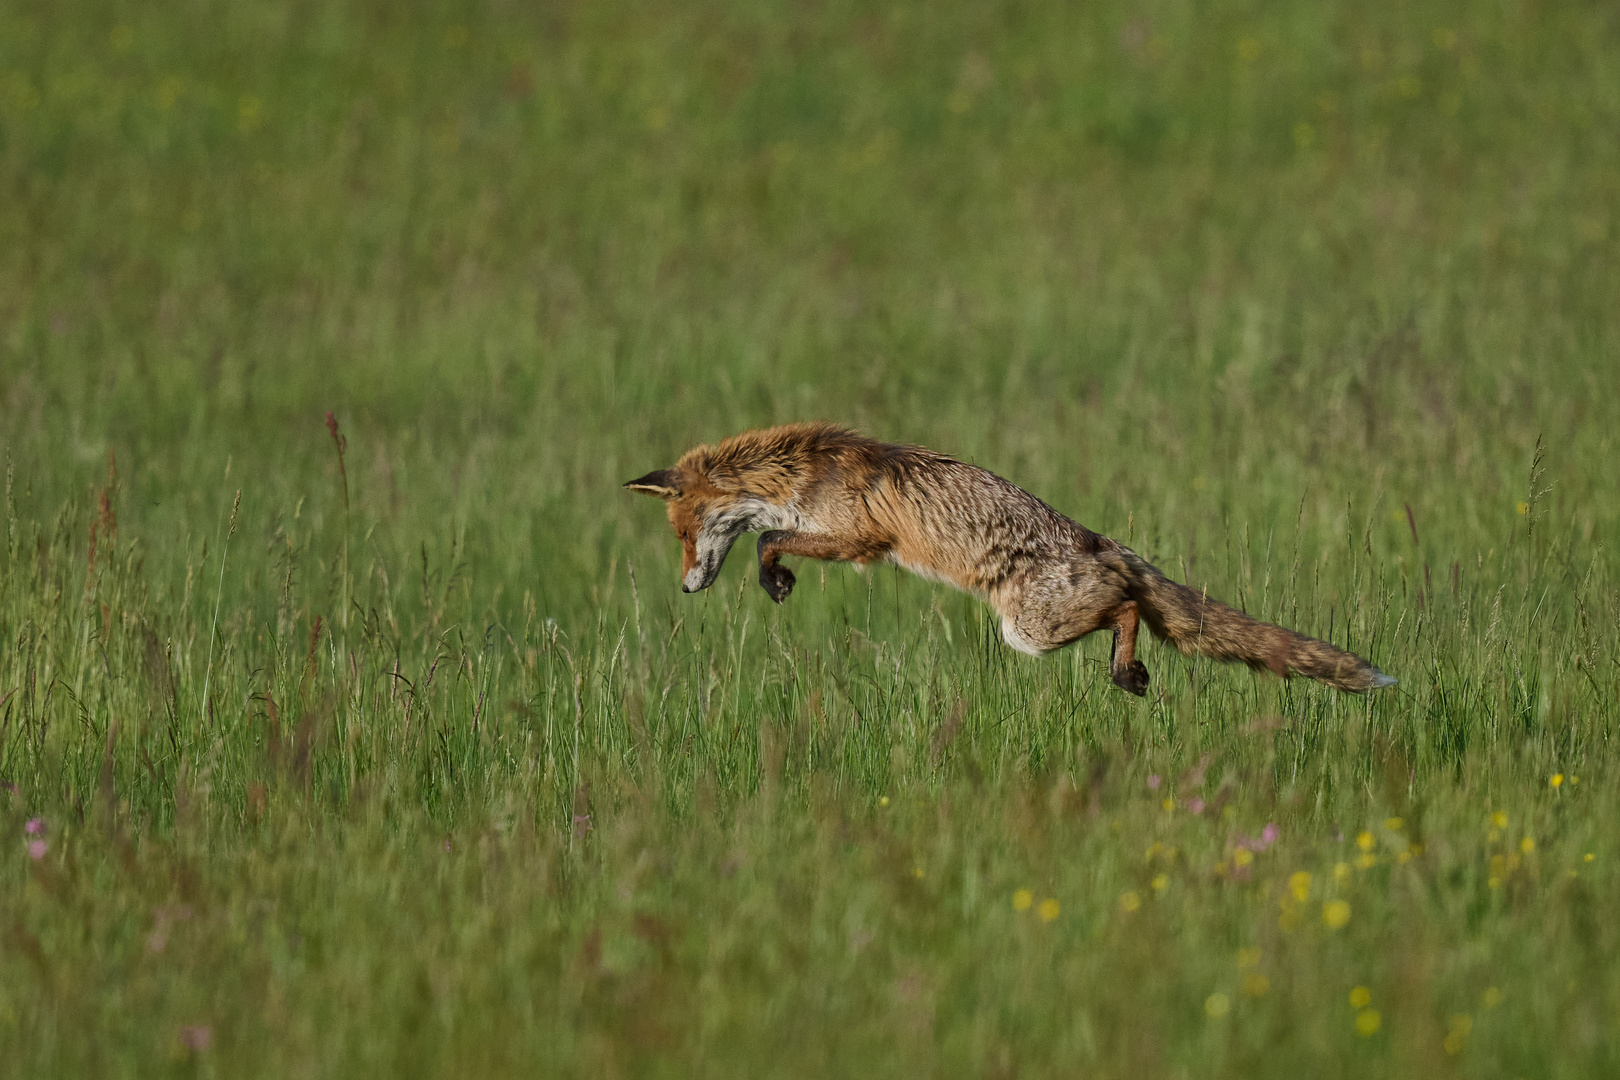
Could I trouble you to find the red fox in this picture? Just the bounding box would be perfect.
[626,422,1395,695]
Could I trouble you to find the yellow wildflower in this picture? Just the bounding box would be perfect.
[1482,987,1503,1008]
[1357,831,1376,852]
[1037,898,1060,922]
[1151,873,1170,893]
[1323,900,1352,929]
[1289,871,1312,903]
[1490,810,1508,829]
[1236,947,1261,969]
[1356,853,1378,870]
[1520,836,1535,854]
[1242,973,1270,997]
[1205,992,1231,1018]
[1012,889,1033,911]
[1333,862,1351,884]
[1356,1009,1382,1037]
[1444,1013,1472,1055]
[1234,848,1255,868]
[1385,817,1404,831]
[1549,773,1563,788]
[156,77,182,110]
[1119,891,1141,914]
[1349,986,1372,1009]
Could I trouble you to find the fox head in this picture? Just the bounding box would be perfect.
[624,467,766,593]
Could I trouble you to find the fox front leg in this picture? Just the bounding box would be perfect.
[756,530,894,604]
[757,532,797,603]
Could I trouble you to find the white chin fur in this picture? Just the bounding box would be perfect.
[683,568,709,592]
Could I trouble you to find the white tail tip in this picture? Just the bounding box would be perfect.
[1369,670,1398,690]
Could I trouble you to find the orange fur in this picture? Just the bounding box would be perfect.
[627,423,1395,695]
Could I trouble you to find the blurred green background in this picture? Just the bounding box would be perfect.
[5,0,1614,577]
[1,0,1616,1076]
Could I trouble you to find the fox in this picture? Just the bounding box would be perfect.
[625,422,1395,695]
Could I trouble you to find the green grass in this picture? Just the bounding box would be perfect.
[2,0,1618,1074]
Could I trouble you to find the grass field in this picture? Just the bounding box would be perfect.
[2,0,1617,1075]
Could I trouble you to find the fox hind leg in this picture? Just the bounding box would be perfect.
[1000,571,1116,658]
[1108,600,1150,697]
[1002,566,1148,696]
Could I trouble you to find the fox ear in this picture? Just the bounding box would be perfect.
[623,469,681,499]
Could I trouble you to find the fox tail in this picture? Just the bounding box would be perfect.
[1119,551,1396,693]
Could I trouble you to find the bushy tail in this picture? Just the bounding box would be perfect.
[1118,551,1396,693]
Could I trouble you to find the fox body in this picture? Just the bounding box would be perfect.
[626,422,1394,695]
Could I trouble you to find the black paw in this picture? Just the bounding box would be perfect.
[759,563,796,604]
[1112,660,1150,697]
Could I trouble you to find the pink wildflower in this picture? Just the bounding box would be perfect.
[24,817,43,835]
[1189,798,1206,814]
[27,839,47,860]
[1147,774,1162,791]
[1234,825,1278,853]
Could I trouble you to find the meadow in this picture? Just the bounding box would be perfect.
[1,0,1617,1075]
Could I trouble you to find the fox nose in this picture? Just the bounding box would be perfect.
[681,582,695,593]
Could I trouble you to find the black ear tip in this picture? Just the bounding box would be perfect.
[624,469,680,497]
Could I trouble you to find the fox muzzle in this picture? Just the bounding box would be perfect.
[681,528,740,593]
[682,563,718,593]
